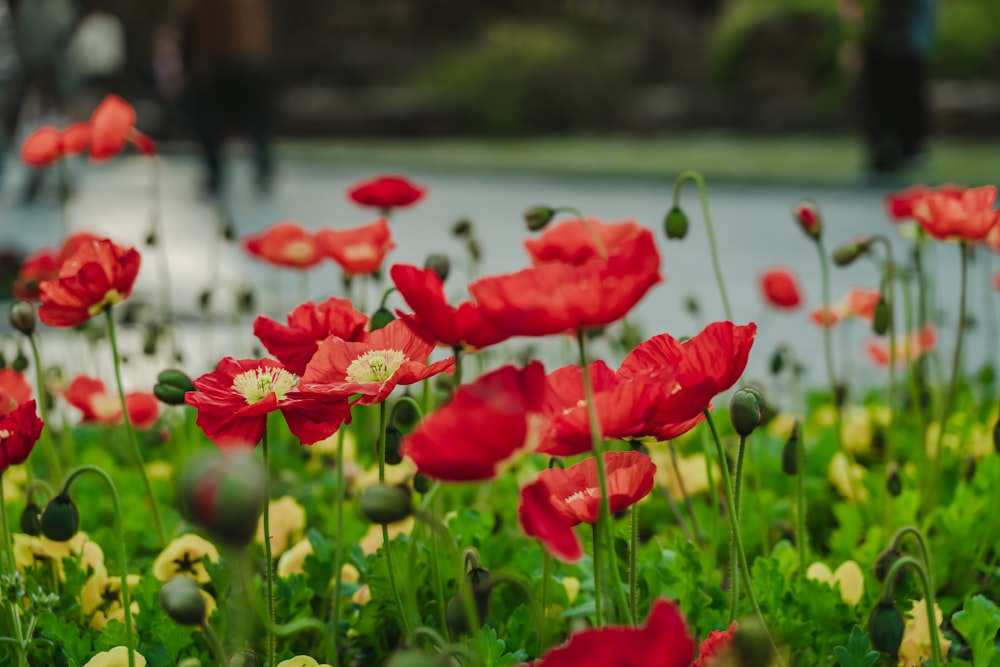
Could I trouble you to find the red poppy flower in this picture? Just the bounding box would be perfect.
[519,450,655,563]
[317,218,396,276]
[911,185,1000,242]
[253,297,369,376]
[885,184,964,222]
[89,95,156,161]
[840,287,880,322]
[62,122,91,155]
[401,362,546,481]
[21,127,63,167]
[185,357,351,448]
[244,222,325,270]
[390,264,509,350]
[64,375,160,429]
[693,622,738,667]
[298,319,453,405]
[616,321,756,440]
[0,369,32,409]
[759,267,802,310]
[526,598,695,667]
[469,228,662,338]
[15,250,60,301]
[0,401,45,473]
[525,218,644,266]
[810,308,839,328]
[865,325,936,367]
[37,238,140,327]
[347,175,426,211]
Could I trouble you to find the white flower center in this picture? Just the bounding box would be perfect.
[563,487,599,505]
[232,367,298,404]
[0,430,10,439]
[344,244,377,262]
[345,349,406,383]
[284,240,314,263]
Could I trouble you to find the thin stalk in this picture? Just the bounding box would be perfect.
[378,401,412,640]
[795,423,807,575]
[330,428,346,667]
[628,504,639,622]
[105,310,166,545]
[200,621,229,667]
[0,473,15,579]
[148,155,179,362]
[881,556,943,667]
[540,551,552,650]
[453,346,463,387]
[261,425,275,667]
[26,335,61,484]
[668,439,702,546]
[673,171,733,321]
[553,206,608,259]
[591,522,603,626]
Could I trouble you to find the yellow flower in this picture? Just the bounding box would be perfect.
[83,646,147,667]
[152,534,219,584]
[898,599,951,667]
[275,537,359,591]
[649,449,719,500]
[359,516,414,556]
[806,560,864,605]
[305,430,358,474]
[256,496,306,557]
[276,658,332,667]
[81,568,141,630]
[842,406,874,455]
[2,465,28,501]
[352,583,371,605]
[12,532,103,580]
[561,576,580,605]
[828,452,868,502]
[145,461,173,480]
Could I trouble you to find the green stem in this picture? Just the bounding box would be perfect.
[261,424,276,666]
[795,423,807,575]
[540,550,552,651]
[453,346,463,387]
[890,526,934,589]
[26,335,62,484]
[378,401,412,641]
[553,206,607,259]
[881,556,943,667]
[200,621,229,667]
[668,439,702,547]
[728,435,747,622]
[330,428,346,667]
[0,478,31,667]
[673,171,733,321]
[628,504,639,623]
[104,309,166,546]
[591,522,603,626]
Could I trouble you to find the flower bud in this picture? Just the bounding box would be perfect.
[451,218,472,238]
[424,254,451,282]
[445,566,493,634]
[40,493,79,542]
[177,451,267,546]
[12,351,27,373]
[383,426,403,465]
[412,472,432,495]
[885,463,902,497]
[730,387,764,437]
[793,200,822,240]
[524,206,556,232]
[781,422,800,476]
[158,369,196,393]
[832,238,871,266]
[9,301,36,336]
[146,229,158,247]
[770,347,785,376]
[160,576,208,626]
[198,289,212,313]
[19,502,42,536]
[872,297,891,336]
[370,308,395,332]
[391,400,418,429]
[873,548,900,582]
[663,205,689,240]
[154,383,188,406]
[868,602,905,653]
[359,483,412,524]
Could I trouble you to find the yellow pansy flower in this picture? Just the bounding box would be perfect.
[256,496,306,557]
[152,534,219,584]
[13,532,103,580]
[276,658,333,667]
[650,449,719,500]
[806,560,864,605]
[899,599,951,667]
[81,567,141,630]
[83,646,146,667]
[828,452,868,502]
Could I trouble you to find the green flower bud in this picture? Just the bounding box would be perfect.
[868,602,905,653]
[9,300,36,336]
[40,494,79,542]
[781,422,800,476]
[392,399,418,429]
[359,483,412,524]
[413,473,432,495]
[524,206,556,232]
[158,369,196,393]
[146,230,158,247]
[370,308,395,332]
[451,218,472,238]
[445,566,493,634]
[177,451,267,546]
[383,427,404,466]
[19,502,42,536]
[160,576,208,626]
[424,254,451,282]
[873,297,891,336]
[886,462,902,497]
[832,238,871,266]
[154,383,188,406]
[12,351,28,373]
[663,205,689,240]
[730,387,764,437]
[873,548,900,582]
[729,617,773,667]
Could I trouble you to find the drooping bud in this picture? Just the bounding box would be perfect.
[781,421,800,476]
[730,387,764,437]
[663,205,689,240]
[873,548,900,582]
[177,451,267,546]
[451,218,472,238]
[40,493,80,541]
[391,399,418,429]
[359,483,412,524]
[19,502,42,536]
[9,300,36,336]
[160,576,208,626]
[885,463,902,497]
[793,199,822,240]
[12,350,28,373]
[383,426,403,465]
[412,473,432,495]
[155,369,196,406]
[868,602,905,653]
[832,237,871,266]
[370,308,395,331]
[872,297,891,336]
[424,254,451,282]
[524,206,556,232]
[445,564,493,634]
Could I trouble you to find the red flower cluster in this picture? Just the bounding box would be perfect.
[64,376,159,430]
[347,175,426,211]
[759,267,802,310]
[0,400,44,474]
[884,184,965,223]
[253,297,369,375]
[21,123,90,167]
[38,238,140,327]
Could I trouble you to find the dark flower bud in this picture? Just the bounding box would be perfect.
[392,399,418,429]
[177,451,267,546]
[451,218,472,238]
[781,422,800,476]
[793,200,822,240]
[160,576,207,626]
[359,483,412,524]
[992,413,1000,456]
[663,205,689,240]
[730,387,764,437]
[198,290,212,313]
[370,308,395,332]
[12,351,28,373]
[424,254,451,282]
[412,473,432,495]
[158,369,196,393]
[9,301,36,336]
[221,219,236,241]
[19,502,42,536]
[684,295,700,317]
[154,383,188,406]
[524,206,556,232]
[236,287,255,316]
[770,347,785,376]
[445,566,493,634]
[868,602,905,653]
[146,229,158,247]
[885,463,902,497]
[384,426,403,466]
[832,238,871,266]
[873,297,891,336]
[40,494,79,541]
[873,548,901,582]
[467,239,482,262]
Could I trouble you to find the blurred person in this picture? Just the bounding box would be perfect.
[177,0,274,197]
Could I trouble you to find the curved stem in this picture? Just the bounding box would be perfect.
[881,556,942,667]
[890,526,934,588]
[105,309,166,545]
[390,395,425,425]
[673,171,733,321]
[554,206,607,259]
[261,425,275,667]
[200,621,229,667]
[378,401,412,641]
[26,335,62,484]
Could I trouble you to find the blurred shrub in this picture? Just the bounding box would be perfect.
[412,20,630,135]
[935,0,1000,78]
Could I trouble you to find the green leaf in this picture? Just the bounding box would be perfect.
[832,626,879,667]
[952,595,1000,667]
[37,613,92,667]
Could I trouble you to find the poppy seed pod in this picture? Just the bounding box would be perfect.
[160,576,207,626]
[40,493,80,542]
[663,205,689,240]
[868,602,905,653]
[524,206,556,232]
[886,463,902,497]
[424,254,451,282]
[19,501,42,536]
[383,426,404,466]
[730,387,764,437]
[370,307,395,332]
[9,300,37,336]
[12,351,27,373]
[872,297,891,336]
[445,566,493,634]
[359,483,412,524]
[781,422,800,476]
[177,451,267,547]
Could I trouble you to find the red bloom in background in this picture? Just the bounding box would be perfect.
[15,232,105,301]
[347,175,426,211]
[0,369,32,409]
[885,184,964,222]
[401,363,546,481]
[617,321,756,440]
[911,185,1000,242]
[89,95,156,160]
[185,358,351,448]
[810,307,840,328]
[841,287,880,322]
[64,376,160,429]
[390,264,509,350]
[692,623,738,667]
[470,228,662,338]
[0,401,45,473]
[254,297,369,375]
[62,123,91,155]
[21,127,63,167]
[866,325,936,367]
[299,319,453,405]
[525,218,644,266]
[519,450,655,563]
[317,218,395,276]
[760,267,802,310]
[38,238,140,327]
[244,222,325,270]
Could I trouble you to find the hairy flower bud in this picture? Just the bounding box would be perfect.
[663,205,689,240]
[868,602,905,653]
[40,493,79,542]
[445,565,493,634]
[160,576,208,626]
[730,387,764,437]
[359,483,412,524]
[793,200,822,240]
[177,451,267,546]
[832,237,871,266]
[9,300,36,336]
[524,206,556,232]
[424,254,451,282]
[384,427,403,466]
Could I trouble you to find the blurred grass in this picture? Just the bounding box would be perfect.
[280,134,999,186]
